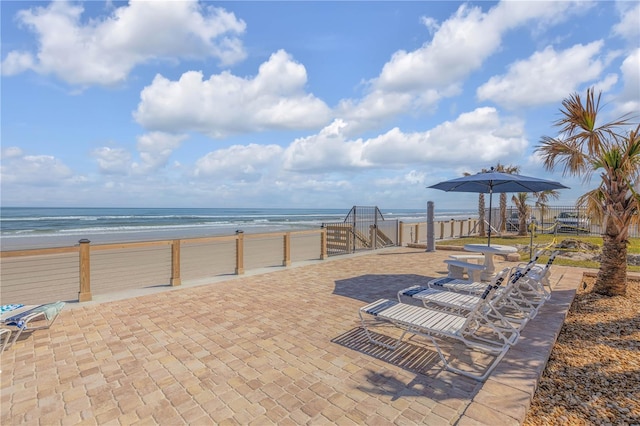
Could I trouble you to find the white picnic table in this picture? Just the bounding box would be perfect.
[463,244,517,281]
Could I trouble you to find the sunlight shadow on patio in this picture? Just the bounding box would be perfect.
[333,274,436,303]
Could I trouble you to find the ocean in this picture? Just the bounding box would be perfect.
[0,207,477,250]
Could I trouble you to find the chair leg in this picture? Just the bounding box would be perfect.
[359,312,407,350]
[0,329,12,352]
[432,335,510,382]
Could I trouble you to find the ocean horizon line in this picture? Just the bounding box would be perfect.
[0,206,479,251]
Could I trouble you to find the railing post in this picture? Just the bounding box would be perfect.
[369,225,376,250]
[414,224,419,243]
[459,220,464,238]
[320,227,327,260]
[283,232,291,266]
[398,221,404,246]
[235,230,244,275]
[78,239,92,302]
[450,219,455,238]
[440,222,445,239]
[171,239,181,286]
[347,225,356,253]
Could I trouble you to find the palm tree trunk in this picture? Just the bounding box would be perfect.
[594,220,628,296]
[500,193,507,232]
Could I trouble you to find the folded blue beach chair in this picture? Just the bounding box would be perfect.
[0,302,65,350]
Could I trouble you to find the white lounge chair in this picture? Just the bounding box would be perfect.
[359,284,518,381]
[516,250,559,302]
[0,302,65,350]
[400,264,538,332]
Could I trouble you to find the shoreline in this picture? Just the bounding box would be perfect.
[0,223,319,251]
[0,206,481,251]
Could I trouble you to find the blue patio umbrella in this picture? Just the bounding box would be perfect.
[428,168,569,245]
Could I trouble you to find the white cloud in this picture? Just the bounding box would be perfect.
[614,48,640,116]
[134,50,332,137]
[92,132,187,175]
[613,1,640,43]
[283,119,367,172]
[92,147,132,175]
[194,143,283,182]
[375,170,427,187]
[1,146,24,159]
[1,51,36,76]
[1,0,246,86]
[134,132,187,173]
[284,108,528,173]
[337,1,586,131]
[420,16,439,35]
[0,150,73,184]
[476,41,610,108]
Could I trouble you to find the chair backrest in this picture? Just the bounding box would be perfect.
[490,262,536,306]
[531,250,542,263]
[527,250,559,282]
[490,267,512,289]
[461,270,510,328]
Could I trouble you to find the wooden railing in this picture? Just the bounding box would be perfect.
[1,219,478,306]
[398,218,479,245]
[0,229,327,306]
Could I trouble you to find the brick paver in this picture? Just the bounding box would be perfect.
[0,247,582,424]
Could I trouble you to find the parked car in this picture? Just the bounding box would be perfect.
[555,211,590,233]
[506,212,538,232]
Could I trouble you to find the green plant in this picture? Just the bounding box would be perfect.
[536,88,640,295]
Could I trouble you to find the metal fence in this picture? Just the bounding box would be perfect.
[486,205,640,238]
[322,206,398,256]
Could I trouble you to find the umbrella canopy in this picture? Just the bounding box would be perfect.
[428,168,569,245]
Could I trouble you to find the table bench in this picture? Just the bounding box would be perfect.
[449,254,485,263]
[443,259,486,282]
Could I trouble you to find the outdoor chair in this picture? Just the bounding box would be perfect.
[400,264,538,333]
[0,302,65,350]
[516,250,560,302]
[359,283,519,381]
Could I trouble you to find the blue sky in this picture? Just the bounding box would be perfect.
[1,0,638,209]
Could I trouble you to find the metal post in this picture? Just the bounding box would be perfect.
[426,201,435,252]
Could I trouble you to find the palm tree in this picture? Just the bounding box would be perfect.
[511,193,531,236]
[534,190,560,231]
[536,88,640,296]
[463,171,487,236]
[495,163,521,232]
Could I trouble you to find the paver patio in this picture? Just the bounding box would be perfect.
[0,247,583,425]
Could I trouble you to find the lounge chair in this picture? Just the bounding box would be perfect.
[400,264,538,332]
[517,250,559,302]
[359,284,518,381]
[0,302,65,350]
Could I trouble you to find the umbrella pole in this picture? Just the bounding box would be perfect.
[487,188,493,246]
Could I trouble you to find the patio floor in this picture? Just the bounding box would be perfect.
[0,247,583,425]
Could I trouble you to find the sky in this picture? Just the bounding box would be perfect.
[1,0,639,210]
